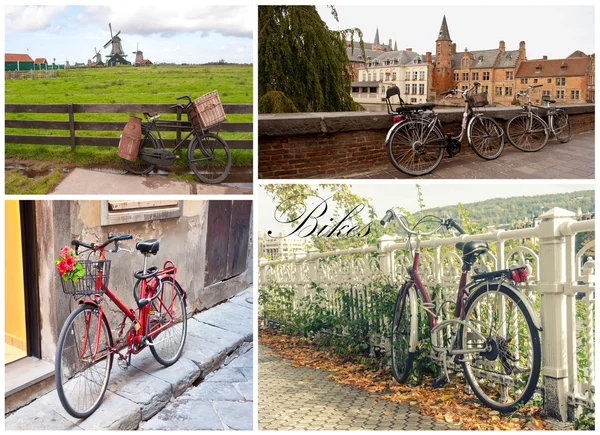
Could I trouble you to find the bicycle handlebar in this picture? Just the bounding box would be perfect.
[379,208,466,236]
[72,233,133,255]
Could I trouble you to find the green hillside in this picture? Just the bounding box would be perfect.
[419,190,595,227]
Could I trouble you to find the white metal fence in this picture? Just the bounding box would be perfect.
[259,208,595,422]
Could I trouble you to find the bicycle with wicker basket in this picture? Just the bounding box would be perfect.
[54,233,187,418]
[385,82,505,176]
[119,91,232,184]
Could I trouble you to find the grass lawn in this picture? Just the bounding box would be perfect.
[5,65,253,167]
[5,168,65,194]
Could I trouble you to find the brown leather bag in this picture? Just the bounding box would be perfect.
[117,116,142,161]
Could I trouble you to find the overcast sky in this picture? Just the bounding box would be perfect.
[258,183,594,234]
[5,5,254,64]
[317,5,595,60]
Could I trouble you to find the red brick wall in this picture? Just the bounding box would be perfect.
[258,111,595,179]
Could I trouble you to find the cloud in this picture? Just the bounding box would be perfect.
[79,5,253,39]
[5,5,67,32]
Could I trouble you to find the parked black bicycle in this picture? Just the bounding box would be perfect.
[121,94,231,184]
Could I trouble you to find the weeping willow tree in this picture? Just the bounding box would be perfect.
[259,6,364,113]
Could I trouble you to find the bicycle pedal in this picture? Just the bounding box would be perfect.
[432,376,449,388]
[117,358,129,370]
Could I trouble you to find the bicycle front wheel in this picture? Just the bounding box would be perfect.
[506,113,549,152]
[552,109,572,143]
[459,283,541,412]
[386,119,444,176]
[390,284,417,384]
[55,303,113,418]
[468,115,504,159]
[148,277,188,366]
[121,126,158,175]
[188,132,232,184]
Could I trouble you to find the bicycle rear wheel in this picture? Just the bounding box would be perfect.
[386,119,444,176]
[390,284,417,384]
[459,283,541,412]
[55,303,113,418]
[188,132,232,184]
[121,126,158,175]
[506,113,548,152]
[468,115,504,159]
[148,277,188,366]
[552,109,572,143]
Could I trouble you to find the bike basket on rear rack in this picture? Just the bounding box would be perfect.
[467,91,489,107]
[60,260,111,295]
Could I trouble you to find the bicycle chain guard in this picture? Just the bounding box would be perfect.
[446,136,461,156]
[140,149,176,166]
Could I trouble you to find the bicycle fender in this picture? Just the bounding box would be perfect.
[470,280,542,331]
[385,121,404,143]
[407,287,419,352]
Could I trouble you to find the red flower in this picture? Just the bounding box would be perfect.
[63,256,77,270]
[57,260,68,275]
[65,256,76,271]
[59,246,70,256]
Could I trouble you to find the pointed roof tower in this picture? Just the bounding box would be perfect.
[394,41,398,51]
[437,15,451,41]
[374,28,380,45]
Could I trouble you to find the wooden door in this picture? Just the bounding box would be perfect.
[204,200,252,286]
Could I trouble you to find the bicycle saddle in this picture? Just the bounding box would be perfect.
[455,241,489,257]
[136,239,160,254]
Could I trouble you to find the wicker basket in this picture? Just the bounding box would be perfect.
[60,260,111,296]
[467,92,489,108]
[186,90,226,131]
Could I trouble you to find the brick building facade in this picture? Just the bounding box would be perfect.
[431,16,526,106]
[515,52,595,104]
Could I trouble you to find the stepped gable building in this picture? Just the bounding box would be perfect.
[515,51,595,104]
[352,48,432,106]
[346,28,395,81]
[431,16,526,106]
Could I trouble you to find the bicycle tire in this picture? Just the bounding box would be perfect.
[468,115,505,159]
[121,125,158,175]
[458,282,541,412]
[390,284,417,384]
[187,132,232,184]
[55,303,113,418]
[148,277,188,366]
[386,119,444,176]
[506,113,549,152]
[552,109,572,143]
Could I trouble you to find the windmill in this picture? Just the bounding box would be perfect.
[92,47,103,66]
[103,22,129,66]
[132,42,144,65]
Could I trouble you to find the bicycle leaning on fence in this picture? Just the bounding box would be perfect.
[120,92,232,184]
[55,233,188,418]
[379,208,541,412]
[505,84,572,152]
[384,83,504,176]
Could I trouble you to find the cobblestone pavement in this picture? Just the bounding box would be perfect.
[259,344,452,430]
[140,346,253,430]
[341,131,594,179]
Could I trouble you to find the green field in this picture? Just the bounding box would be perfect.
[5,65,253,170]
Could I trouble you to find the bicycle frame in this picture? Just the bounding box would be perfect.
[79,246,181,363]
[144,118,200,153]
[402,239,491,357]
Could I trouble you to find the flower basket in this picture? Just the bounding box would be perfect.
[59,260,111,296]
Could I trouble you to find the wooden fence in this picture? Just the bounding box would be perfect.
[5,103,253,150]
[5,70,59,80]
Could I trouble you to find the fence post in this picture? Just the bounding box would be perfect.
[68,102,76,151]
[258,257,268,282]
[176,105,182,145]
[306,248,320,283]
[537,207,576,421]
[377,234,396,279]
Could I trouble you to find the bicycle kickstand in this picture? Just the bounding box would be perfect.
[432,351,451,388]
[117,351,132,370]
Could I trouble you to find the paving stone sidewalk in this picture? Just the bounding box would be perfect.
[5,288,253,431]
[340,131,594,179]
[259,344,452,431]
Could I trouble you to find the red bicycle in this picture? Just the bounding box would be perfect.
[55,233,187,418]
